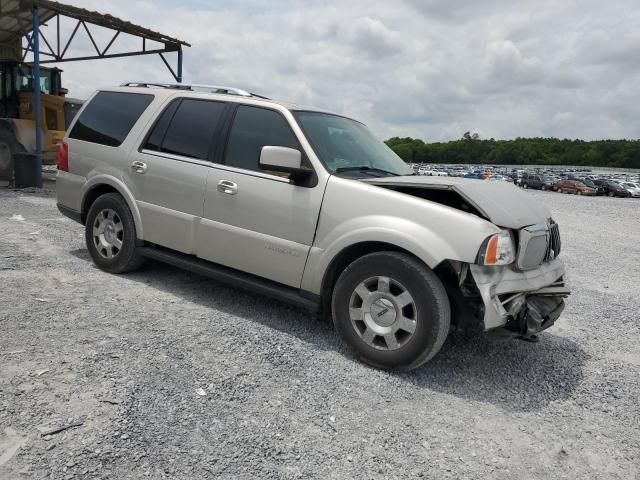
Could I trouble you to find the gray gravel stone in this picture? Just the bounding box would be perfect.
[0,187,639,479]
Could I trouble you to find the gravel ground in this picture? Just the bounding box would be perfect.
[1,187,639,479]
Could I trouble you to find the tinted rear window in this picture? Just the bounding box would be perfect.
[160,99,227,160]
[69,91,153,147]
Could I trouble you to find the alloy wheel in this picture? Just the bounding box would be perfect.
[92,208,124,259]
[349,276,418,351]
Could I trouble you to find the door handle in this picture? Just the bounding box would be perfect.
[131,161,147,174]
[217,180,238,195]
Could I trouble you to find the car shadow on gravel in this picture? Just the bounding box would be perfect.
[402,333,588,411]
[71,250,588,412]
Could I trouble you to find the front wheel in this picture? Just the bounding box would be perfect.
[85,193,144,273]
[331,252,450,371]
[0,127,25,182]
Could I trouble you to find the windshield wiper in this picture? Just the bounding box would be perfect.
[335,166,401,177]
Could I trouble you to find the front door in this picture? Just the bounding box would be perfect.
[197,104,327,287]
[124,97,229,253]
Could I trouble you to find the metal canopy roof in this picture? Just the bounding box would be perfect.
[0,0,189,63]
[0,0,190,185]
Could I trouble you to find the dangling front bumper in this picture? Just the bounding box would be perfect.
[469,258,570,333]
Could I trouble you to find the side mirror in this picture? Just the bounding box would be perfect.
[259,146,313,184]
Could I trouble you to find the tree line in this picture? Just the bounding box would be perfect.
[385,133,640,169]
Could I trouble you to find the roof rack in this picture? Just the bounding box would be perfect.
[121,81,256,97]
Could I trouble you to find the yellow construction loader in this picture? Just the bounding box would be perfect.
[0,61,82,182]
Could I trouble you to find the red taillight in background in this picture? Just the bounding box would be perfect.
[57,142,68,172]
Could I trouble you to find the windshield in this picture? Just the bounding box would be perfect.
[17,66,54,94]
[292,111,413,177]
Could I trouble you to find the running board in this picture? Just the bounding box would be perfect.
[139,246,320,312]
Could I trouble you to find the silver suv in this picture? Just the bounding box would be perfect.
[56,82,569,370]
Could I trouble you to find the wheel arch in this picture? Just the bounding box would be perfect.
[317,241,459,317]
[80,176,143,239]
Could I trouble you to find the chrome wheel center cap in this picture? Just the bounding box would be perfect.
[370,297,397,327]
[104,222,116,243]
[349,276,418,351]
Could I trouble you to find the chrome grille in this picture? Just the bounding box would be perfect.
[517,220,561,270]
[545,221,561,261]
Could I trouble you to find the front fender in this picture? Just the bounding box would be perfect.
[300,176,501,295]
[81,175,144,240]
[301,215,493,295]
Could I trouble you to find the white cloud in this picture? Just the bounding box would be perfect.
[32,0,640,141]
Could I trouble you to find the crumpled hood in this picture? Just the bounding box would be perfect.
[363,176,551,229]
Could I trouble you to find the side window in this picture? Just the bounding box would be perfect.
[144,99,226,160]
[69,91,153,147]
[224,105,299,174]
[143,100,179,152]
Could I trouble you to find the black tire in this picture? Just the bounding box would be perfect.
[85,193,144,273]
[523,183,528,189]
[331,251,450,371]
[0,126,25,182]
[608,192,614,197]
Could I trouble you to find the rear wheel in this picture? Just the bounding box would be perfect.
[331,252,450,371]
[608,191,614,197]
[85,193,144,273]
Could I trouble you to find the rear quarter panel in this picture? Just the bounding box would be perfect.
[58,89,172,239]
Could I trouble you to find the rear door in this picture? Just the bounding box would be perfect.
[197,104,326,287]
[124,97,229,253]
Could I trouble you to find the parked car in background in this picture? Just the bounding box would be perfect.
[621,182,640,198]
[593,179,632,197]
[553,179,596,195]
[579,178,605,195]
[487,174,506,182]
[521,173,554,190]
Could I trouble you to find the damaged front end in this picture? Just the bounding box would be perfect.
[499,284,569,337]
[364,176,571,337]
[512,294,566,336]
[469,259,570,337]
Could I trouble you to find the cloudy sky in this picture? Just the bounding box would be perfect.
[33,0,640,141]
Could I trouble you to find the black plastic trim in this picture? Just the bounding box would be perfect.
[57,203,82,224]
[139,246,321,312]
